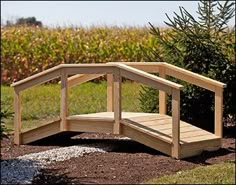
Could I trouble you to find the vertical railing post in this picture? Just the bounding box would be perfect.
[113,70,121,134]
[14,88,21,145]
[60,68,68,131]
[171,89,180,159]
[107,74,114,112]
[159,66,167,114]
[214,87,223,139]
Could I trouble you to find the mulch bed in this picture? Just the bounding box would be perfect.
[1,132,235,184]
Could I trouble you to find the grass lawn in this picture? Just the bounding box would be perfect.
[146,160,236,184]
[1,81,142,130]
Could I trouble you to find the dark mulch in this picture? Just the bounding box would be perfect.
[1,132,235,184]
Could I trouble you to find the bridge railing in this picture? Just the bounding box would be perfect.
[11,62,226,159]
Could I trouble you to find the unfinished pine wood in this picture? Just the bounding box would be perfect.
[21,119,60,144]
[162,62,226,92]
[107,74,114,112]
[120,123,172,156]
[60,69,68,131]
[119,63,183,94]
[69,112,157,120]
[158,66,167,114]
[171,89,180,159]
[13,69,61,92]
[11,65,61,88]
[180,138,221,158]
[64,65,116,75]
[66,74,104,88]
[67,119,113,133]
[109,62,160,73]
[12,62,226,159]
[14,89,21,145]
[121,119,172,143]
[215,87,223,138]
[113,71,121,134]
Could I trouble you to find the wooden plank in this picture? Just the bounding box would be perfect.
[11,65,61,87]
[67,116,114,122]
[159,66,167,114]
[163,62,226,92]
[137,118,172,127]
[107,74,114,112]
[215,87,223,138]
[21,120,60,144]
[66,74,104,88]
[171,89,180,159]
[13,69,61,92]
[180,130,214,139]
[67,120,113,133]
[119,63,182,94]
[109,62,161,73]
[180,138,221,158]
[182,134,219,143]
[129,114,169,122]
[121,123,171,156]
[121,119,172,143]
[14,89,21,145]
[113,71,121,134]
[64,66,115,75]
[60,69,68,131]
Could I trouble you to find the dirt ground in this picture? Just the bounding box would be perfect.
[1,132,235,184]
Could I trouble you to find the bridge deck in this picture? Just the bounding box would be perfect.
[68,112,221,158]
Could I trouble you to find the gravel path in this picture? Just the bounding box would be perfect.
[1,143,115,184]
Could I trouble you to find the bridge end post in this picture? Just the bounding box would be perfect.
[214,87,223,144]
[159,66,167,114]
[113,70,121,134]
[107,74,114,112]
[60,69,68,131]
[14,88,21,145]
[171,89,180,159]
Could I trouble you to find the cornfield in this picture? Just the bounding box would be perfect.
[1,26,165,84]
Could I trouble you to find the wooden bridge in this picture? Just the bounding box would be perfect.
[11,62,226,159]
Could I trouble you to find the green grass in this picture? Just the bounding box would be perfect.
[1,81,141,130]
[146,160,236,184]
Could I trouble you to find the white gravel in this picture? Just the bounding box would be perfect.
[1,143,114,185]
[1,136,132,184]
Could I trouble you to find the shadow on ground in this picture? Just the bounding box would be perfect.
[29,131,235,163]
[29,131,162,155]
[32,168,97,185]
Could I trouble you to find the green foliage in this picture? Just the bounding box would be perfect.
[140,0,236,130]
[146,160,236,184]
[1,26,159,84]
[139,86,159,113]
[0,101,13,139]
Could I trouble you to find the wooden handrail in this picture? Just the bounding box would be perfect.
[111,62,161,73]
[63,62,227,92]
[116,63,183,94]
[161,62,226,92]
[11,64,116,92]
[11,65,62,92]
